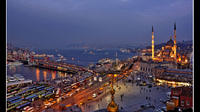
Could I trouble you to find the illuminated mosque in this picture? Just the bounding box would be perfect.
[151,23,188,65]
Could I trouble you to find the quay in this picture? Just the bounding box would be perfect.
[7,80,32,87]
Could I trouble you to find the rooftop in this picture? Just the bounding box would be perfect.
[171,86,192,97]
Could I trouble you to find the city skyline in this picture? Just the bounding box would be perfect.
[7,0,192,49]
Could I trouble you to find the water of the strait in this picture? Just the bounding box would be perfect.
[7,48,136,81]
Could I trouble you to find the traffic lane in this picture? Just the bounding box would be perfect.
[64,77,109,104]
[46,84,103,110]
[70,75,116,104]
[46,77,111,111]
[74,85,108,104]
[74,78,110,100]
[70,76,110,98]
[39,73,121,111]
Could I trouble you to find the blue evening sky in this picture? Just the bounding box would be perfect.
[7,0,193,49]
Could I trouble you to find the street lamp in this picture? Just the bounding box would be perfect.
[107,73,118,112]
[114,74,119,87]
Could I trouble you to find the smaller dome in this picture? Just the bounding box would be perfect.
[166,39,174,46]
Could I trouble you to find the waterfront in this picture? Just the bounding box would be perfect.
[7,65,60,82]
[7,49,135,82]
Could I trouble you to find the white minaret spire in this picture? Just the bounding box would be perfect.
[152,26,154,59]
[174,22,177,61]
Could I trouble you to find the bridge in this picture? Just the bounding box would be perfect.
[29,59,96,74]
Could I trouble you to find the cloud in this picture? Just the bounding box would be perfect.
[7,0,192,48]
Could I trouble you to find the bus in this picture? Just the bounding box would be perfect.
[25,94,38,101]
[7,96,21,102]
[16,102,31,110]
[7,101,27,111]
[45,92,54,98]
[45,87,54,91]
[9,98,23,104]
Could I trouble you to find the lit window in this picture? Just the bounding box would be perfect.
[181,100,184,106]
[186,101,190,105]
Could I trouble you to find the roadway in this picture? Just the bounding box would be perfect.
[48,76,110,111]
[33,75,111,112]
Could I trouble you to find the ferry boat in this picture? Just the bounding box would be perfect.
[8,76,17,82]
[14,74,25,81]
[89,51,95,55]
[7,61,23,66]
[57,54,62,57]
[56,59,62,62]
[56,55,67,62]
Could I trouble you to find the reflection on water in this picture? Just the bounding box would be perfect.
[51,71,56,80]
[43,71,47,82]
[35,68,68,82]
[36,68,40,82]
[7,65,73,82]
[8,66,16,74]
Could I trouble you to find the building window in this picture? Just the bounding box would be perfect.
[186,101,190,106]
[181,100,184,106]
[173,91,177,95]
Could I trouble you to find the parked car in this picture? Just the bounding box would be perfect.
[161,106,167,112]
[92,93,97,98]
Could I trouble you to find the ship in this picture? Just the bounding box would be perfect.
[56,54,67,62]
[7,76,16,82]
[14,74,25,81]
[89,51,95,55]
[7,61,23,66]
[56,56,67,62]
[57,54,62,57]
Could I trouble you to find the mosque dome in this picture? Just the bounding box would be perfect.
[166,39,174,46]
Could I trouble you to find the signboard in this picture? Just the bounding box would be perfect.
[94,77,97,81]
[99,77,102,82]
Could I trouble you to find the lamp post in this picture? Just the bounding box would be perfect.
[107,73,118,112]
